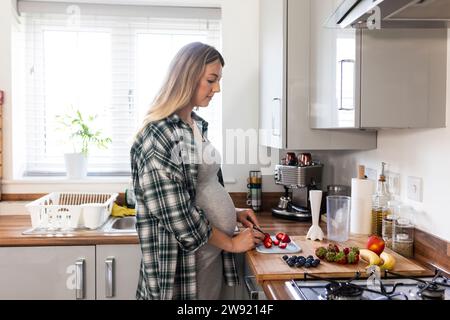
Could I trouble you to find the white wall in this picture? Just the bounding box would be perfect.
[316,31,450,241]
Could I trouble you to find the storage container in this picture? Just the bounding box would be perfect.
[26,192,118,230]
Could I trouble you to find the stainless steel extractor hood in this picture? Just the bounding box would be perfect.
[328,0,450,28]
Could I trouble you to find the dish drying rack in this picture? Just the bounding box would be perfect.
[26,192,118,231]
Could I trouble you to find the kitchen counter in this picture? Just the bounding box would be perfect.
[0,215,139,246]
[242,212,435,301]
[0,212,435,301]
[0,210,306,247]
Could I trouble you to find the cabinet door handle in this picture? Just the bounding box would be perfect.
[105,257,115,298]
[75,258,85,299]
[244,275,260,300]
[338,59,355,111]
[272,98,282,137]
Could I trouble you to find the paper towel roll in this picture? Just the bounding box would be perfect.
[350,178,375,235]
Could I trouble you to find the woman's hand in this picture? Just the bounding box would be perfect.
[236,208,260,229]
[230,228,256,253]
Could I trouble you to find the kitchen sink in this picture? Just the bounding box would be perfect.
[102,216,137,233]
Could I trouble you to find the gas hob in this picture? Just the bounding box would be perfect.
[287,269,450,300]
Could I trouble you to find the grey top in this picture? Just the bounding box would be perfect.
[193,124,237,299]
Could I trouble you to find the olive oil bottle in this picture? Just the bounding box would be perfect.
[371,162,391,236]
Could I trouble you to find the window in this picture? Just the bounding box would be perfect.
[17,2,222,177]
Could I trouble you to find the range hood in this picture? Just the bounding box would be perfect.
[328,0,450,28]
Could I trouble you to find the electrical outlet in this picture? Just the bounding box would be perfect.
[386,171,400,196]
[407,176,423,202]
[365,167,377,181]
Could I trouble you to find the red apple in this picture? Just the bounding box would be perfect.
[366,235,385,256]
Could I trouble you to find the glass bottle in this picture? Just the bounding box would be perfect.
[371,162,391,236]
[392,218,414,258]
[382,200,401,249]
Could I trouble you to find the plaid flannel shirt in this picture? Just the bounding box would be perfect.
[130,112,239,300]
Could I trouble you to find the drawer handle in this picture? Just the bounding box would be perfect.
[75,258,85,299]
[105,257,115,298]
[244,275,260,300]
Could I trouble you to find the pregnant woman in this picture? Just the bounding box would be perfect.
[130,42,264,300]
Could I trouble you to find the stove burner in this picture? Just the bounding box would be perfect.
[325,282,363,300]
[418,282,446,300]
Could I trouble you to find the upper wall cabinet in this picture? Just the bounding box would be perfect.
[310,0,448,129]
[259,0,376,150]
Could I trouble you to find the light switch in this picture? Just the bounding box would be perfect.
[407,176,423,202]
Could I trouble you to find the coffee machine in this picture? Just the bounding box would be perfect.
[272,163,324,221]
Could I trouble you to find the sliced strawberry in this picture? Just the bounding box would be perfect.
[276,232,285,241]
[280,233,291,243]
[279,242,288,249]
[273,239,280,246]
[263,237,273,248]
[343,247,350,255]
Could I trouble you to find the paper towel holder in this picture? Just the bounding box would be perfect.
[358,165,366,179]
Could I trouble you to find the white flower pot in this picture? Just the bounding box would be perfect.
[64,153,88,179]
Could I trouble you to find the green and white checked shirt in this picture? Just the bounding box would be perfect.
[130,112,239,300]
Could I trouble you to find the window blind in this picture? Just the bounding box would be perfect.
[18,1,222,176]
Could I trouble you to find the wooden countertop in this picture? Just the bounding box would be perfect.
[244,212,434,301]
[0,215,139,246]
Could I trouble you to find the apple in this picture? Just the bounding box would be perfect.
[366,235,385,256]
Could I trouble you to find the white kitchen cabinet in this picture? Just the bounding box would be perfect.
[96,244,141,300]
[0,246,96,300]
[259,0,377,150]
[310,0,447,129]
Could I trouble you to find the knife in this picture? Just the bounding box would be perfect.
[253,225,268,236]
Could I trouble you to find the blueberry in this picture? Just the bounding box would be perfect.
[297,259,305,267]
[314,259,320,265]
[304,262,311,268]
[287,260,295,267]
[298,256,305,260]
[282,255,289,261]
[307,255,314,260]
[311,260,319,267]
[291,255,297,260]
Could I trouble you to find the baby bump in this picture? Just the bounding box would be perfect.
[196,182,237,236]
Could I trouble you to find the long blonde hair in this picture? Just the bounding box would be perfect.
[138,42,224,134]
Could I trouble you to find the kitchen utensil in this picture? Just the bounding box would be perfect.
[327,195,351,242]
[306,190,324,241]
[253,225,267,236]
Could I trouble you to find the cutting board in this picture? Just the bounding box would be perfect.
[247,235,433,282]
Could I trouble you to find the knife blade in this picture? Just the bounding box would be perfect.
[253,225,267,236]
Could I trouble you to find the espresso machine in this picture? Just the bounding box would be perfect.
[272,160,324,221]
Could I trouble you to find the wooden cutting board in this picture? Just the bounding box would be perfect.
[247,235,433,282]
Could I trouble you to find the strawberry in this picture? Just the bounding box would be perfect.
[279,242,287,249]
[343,247,350,255]
[275,232,291,243]
[347,251,360,264]
[276,232,284,241]
[263,237,273,248]
[315,247,328,259]
[273,239,280,246]
[334,252,347,264]
[325,252,336,262]
[327,244,340,253]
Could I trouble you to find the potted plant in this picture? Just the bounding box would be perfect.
[56,107,112,179]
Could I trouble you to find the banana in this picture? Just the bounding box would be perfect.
[359,249,382,266]
[379,252,396,271]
